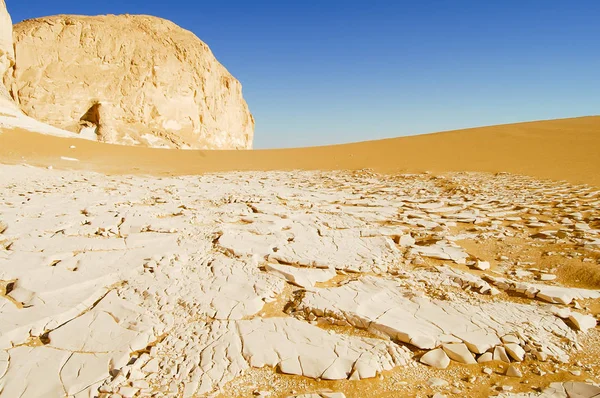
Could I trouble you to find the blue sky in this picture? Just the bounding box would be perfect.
[7,0,600,148]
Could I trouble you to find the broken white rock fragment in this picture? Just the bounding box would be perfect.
[484,275,600,305]
[549,306,598,332]
[477,352,493,363]
[442,343,477,364]
[539,273,557,281]
[420,348,450,369]
[501,335,520,344]
[264,263,336,288]
[568,312,597,332]
[436,266,500,295]
[454,330,501,354]
[427,377,449,388]
[504,343,526,362]
[494,346,511,363]
[475,260,491,271]
[505,365,522,378]
[410,241,469,264]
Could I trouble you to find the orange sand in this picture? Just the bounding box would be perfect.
[0,116,599,186]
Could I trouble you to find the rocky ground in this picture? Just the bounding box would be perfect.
[0,165,599,398]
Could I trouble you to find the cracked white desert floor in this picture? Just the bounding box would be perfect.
[1,118,600,398]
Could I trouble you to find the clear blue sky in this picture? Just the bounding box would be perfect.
[6,0,600,149]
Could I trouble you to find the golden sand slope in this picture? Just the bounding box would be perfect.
[1,116,599,186]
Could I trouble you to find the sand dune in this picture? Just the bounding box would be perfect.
[1,115,599,186]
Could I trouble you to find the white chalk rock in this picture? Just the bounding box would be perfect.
[501,335,519,344]
[475,260,491,271]
[455,330,501,354]
[504,343,526,362]
[420,348,450,369]
[505,365,522,378]
[493,346,511,363]
[569,312,597,332]
[264,263,336,288]
[9,15,254,149]
[477,352,494,363]
[427,377,449,388]
[442,343,477,365]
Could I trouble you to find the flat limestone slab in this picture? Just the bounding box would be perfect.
[99,317,413,396]
[265,263,336,288]
[219,223,400,273]
[297,276,577,361]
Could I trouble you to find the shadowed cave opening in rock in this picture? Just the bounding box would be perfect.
[79,102,101,138]
[79,101,111,142]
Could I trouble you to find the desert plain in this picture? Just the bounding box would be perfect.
[1,114,600,398]
[1,2,600,397]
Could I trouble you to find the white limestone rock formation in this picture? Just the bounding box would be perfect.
[0,0,18,111]
[296,276,578,362]
[549,306,598,332]
[121,317,413,396]
[7,14,254,148]
[484,275,600,305]
[0,291,157,397]
[218,221,401,273]
[0,166,599,397]
[410,241,469,264]
[435,265,500,295]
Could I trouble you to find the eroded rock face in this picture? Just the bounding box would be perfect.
[0,1,12,77]
[0,0,17,111]
[6,14,254,148]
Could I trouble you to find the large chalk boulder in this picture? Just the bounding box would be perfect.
[6,14,254,148]
[0,0,18,111]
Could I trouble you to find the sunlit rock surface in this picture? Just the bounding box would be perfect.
[6,14,254,149]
